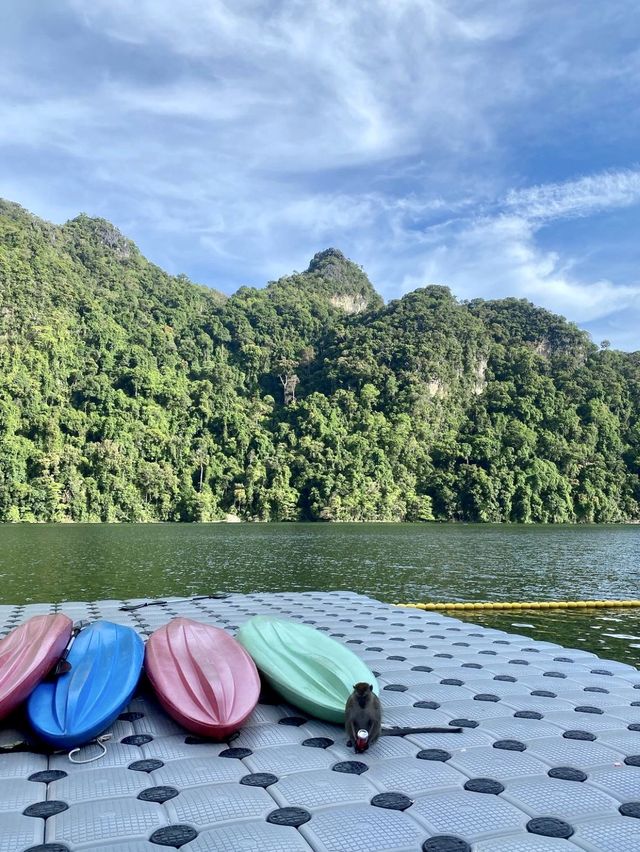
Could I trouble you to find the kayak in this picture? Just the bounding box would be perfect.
[236,616,378,723]
[27,621,144,749]
[145,618,260,738]
[0,614,73,720]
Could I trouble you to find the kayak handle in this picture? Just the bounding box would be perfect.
[68,733,112,764]
[53,620,89,676]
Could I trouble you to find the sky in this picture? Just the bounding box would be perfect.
[1,1,639,350]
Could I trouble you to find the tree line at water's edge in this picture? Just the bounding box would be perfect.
[1,199,638,523]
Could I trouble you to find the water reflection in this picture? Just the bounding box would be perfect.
[0,522,638,666]
[460,609,640,669]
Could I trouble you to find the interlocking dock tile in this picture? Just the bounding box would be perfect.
[298,803,426,852]
[1,590,639,851]
[270,768,379,810]
[188,819,313,851]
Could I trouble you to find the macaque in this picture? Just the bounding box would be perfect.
[345,683,382,753]
[345,682,463,753]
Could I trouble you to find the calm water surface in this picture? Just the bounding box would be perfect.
[1,523,638,666]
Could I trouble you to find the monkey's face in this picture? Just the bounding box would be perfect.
[353,682,373,697]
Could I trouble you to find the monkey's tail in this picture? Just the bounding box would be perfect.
[381,726,463,736]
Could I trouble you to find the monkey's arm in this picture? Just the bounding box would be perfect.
[344,696,358,746]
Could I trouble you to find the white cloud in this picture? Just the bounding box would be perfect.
[383,168,640,333]
[1,1,640,348]
[58,0,538,170]
[407,212,640,325]
[505,168,640,222]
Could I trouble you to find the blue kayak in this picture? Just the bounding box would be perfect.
[27,620,144,749]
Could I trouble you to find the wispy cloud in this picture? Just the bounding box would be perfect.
[1,1,639,348]
[399,212,640,325]
[390,169,640,328]
[505,168,640,222]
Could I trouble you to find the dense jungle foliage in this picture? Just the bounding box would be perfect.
[1,199,638,523]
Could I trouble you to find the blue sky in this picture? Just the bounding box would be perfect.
[1,2,639,350]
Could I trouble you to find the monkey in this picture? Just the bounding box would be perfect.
[345,683,463,753]
[345,683,382,753]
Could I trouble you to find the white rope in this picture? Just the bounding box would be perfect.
[68,732,112,764]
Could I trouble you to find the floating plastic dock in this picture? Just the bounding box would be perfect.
[1,591,639,852]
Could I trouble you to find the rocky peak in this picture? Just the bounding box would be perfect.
[306,248,351,278]
[64,214,135,261]
[304,247,382,313]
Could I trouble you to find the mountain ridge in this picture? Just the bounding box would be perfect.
[0,199,638,523]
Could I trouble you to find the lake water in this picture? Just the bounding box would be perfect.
[1,523,639,666]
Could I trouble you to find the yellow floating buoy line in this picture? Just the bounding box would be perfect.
[397,599,640,611]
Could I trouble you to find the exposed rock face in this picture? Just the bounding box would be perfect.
[473,358,488,395]
[426,379,446,398]
[65,215,134,261]
[94,221,132,259]
[329,293,370,315]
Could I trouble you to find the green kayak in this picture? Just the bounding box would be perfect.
[236,616,379,723]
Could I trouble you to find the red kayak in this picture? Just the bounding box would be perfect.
[145,618,260,739]
[0,613,73,720]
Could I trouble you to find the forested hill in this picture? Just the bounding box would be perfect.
[1,199,638,523]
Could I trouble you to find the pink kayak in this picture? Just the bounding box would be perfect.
[145,618,260,739]
[0,613,73,719]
